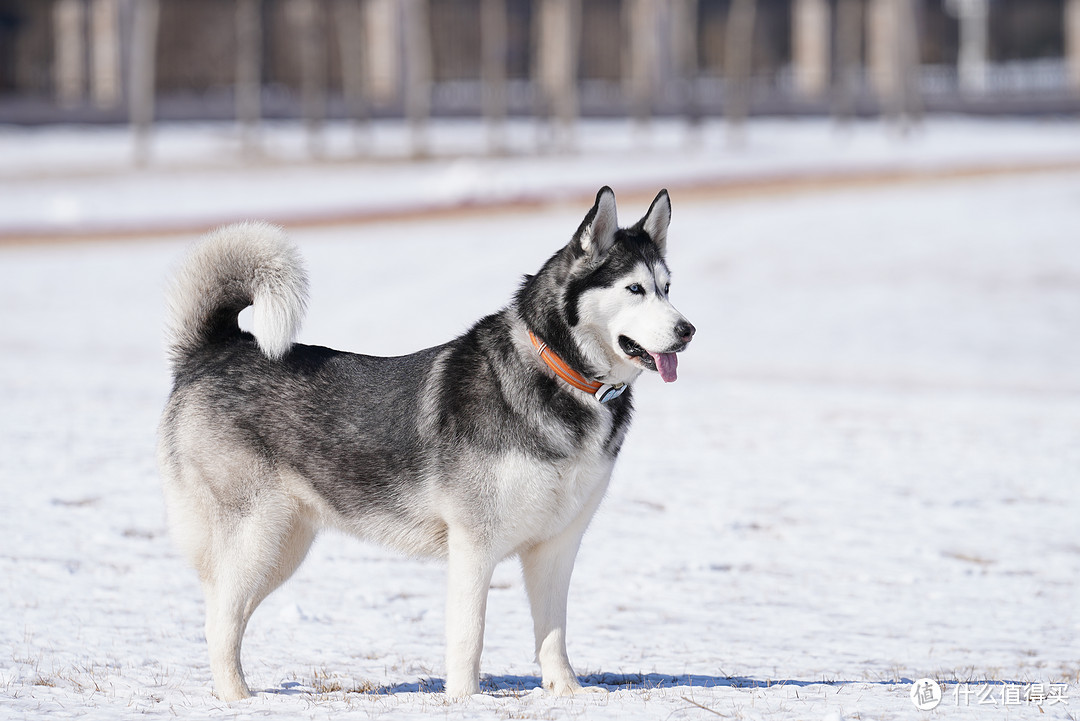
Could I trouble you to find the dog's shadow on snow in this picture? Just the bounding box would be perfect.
[290,672,877,696]
[272,672,1021,697]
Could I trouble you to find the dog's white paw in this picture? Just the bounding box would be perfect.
[543,676,607,697]
[214,685,253,702]
[444,678,481,700]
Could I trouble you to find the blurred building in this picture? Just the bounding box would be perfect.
[0,0,1077,124]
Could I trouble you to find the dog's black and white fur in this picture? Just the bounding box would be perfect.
[157,187,695,701]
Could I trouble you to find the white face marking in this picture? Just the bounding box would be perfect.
[573,261,691,382]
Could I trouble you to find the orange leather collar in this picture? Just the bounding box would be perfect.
[528,331,626,403]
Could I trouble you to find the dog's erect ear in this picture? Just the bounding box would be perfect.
[575,186,618,258]
[639,189,671,254]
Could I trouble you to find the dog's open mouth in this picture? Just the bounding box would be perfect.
[619,335,680,383]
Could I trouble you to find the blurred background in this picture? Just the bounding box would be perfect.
[1,0,1077,154]
[3,0,1079,240]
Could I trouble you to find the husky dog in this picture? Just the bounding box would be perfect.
[158,187,695,701]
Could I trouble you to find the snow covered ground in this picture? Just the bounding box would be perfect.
[1,118,1078,719]
[3,116,1080,239]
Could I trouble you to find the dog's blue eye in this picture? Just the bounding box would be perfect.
[627,284,645,295]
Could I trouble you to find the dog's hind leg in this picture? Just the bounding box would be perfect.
[202,580,254,701]
[200,501,316,701]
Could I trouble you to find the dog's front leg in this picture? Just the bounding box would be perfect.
[444,529,496,698]
[520,530,585,696]
[520,476,610,696]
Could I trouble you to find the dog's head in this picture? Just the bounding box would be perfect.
[561,187,696,385]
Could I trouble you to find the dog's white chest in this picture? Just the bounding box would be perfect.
[489,440,614,553]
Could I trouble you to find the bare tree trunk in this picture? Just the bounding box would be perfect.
[480,0,508,153]
[402,0,432,158]
[832,0,863,123]
[867,0,920,132]
[792,0,830,99]
[289,0,327,158]
[333,0,368,154]
[724,0,757,146]
[670,0,700,143]
[130,0,159,166]
[1068,0,1080,94]
[533,0,580,152]
[236,0,263,158]
[895,0,922,129]
[54,0,86,108]
[362,0,399,106]
[624,0,658,131]
[90,0,122,109]
[946,0,989,95]
[867,0,893,102]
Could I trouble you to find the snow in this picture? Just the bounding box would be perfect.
[1,118,1079,719]
[4,116,1080,238]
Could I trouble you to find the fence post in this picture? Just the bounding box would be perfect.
[946,0,989,95]
[724,0,757,146]
[361,0,399,107]
[792,0,830,99]
[91,0,122,109]
[54,0,86,108]
[288,0,327,157]
[130,0,159,165]
[333,0,368,154]
[534,0,580,152]
[236,0,263,157]
[867,0,920,130]
[832,0,863,123]
[670,0,700,142]
[481,0,509,153]
[402,0,432,157]
[624,0,658,130]
[1066,0,1080,93]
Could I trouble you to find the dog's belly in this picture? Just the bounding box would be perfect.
[286,441,615,561]
[282,465,450,557]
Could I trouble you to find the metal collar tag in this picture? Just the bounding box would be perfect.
[594,383,625,403]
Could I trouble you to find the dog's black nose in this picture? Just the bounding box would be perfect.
[675,320,696,343]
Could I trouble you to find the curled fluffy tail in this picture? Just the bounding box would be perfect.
[164,222,308,364]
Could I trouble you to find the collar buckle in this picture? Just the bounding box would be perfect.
[594,383,626,404]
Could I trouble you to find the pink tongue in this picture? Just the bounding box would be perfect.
[649,352,679,383]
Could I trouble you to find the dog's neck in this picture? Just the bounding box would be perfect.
[572,326,644,387]
[527,330,627,404]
